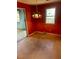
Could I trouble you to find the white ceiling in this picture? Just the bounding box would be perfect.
[17,0,60,5]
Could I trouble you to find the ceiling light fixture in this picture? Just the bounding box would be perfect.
[32,0,42,19]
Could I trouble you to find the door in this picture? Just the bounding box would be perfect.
[17,8,27,42]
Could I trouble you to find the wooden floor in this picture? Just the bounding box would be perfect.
[17,32,61,59]
[17,29,26,41]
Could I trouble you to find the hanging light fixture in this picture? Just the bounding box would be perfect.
[32,0,42,19]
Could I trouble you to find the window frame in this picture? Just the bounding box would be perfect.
[17,10,20,22]
[45,7,56,24]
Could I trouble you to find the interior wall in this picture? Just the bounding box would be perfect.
[17,2,61,35]
[31,2,61,34]
[17,2,35,34]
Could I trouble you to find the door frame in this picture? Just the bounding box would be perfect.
[17,8,29,37]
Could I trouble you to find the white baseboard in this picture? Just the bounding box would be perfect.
[28,31,37,36]
[28,31,61,36]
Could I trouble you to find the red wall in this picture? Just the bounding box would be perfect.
[17,2,61,35]
[17,2,35,34]
[31,2,61,34]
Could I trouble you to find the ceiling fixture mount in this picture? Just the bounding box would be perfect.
[32,0,42,19]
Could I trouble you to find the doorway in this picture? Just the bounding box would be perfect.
[17,8,27,42]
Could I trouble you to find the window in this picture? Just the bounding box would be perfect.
[46,8,56,24]
[17,10,20,22]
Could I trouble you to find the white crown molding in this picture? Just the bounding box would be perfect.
[17,0,60,5]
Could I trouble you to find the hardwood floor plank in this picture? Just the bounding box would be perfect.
[17,32,61,59]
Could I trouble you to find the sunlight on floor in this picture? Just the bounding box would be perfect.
[17,29,26,41]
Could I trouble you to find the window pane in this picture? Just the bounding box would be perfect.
[46,8,56,24]
[46,17,55,24]
[46,8,55,16]
[17,10,20,22]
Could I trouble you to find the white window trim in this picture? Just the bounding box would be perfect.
[46,8,56,24]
